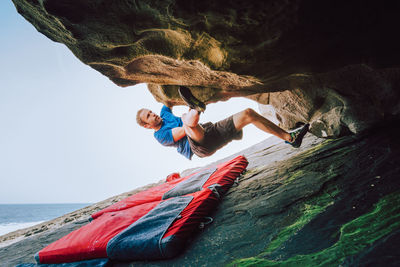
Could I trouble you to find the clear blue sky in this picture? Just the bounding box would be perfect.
[0,1,269,204]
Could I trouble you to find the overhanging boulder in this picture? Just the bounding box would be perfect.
[12,0,400,137]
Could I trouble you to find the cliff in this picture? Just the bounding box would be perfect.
[1,126,399,266]
[11,0,400,137]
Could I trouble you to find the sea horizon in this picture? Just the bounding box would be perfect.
[0,203,92,236]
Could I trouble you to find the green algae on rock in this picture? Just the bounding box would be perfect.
[260,188,339,256]
[230,192,400,267]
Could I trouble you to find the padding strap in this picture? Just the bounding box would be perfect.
[199,217,214,229]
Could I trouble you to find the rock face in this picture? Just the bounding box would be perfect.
[6,1,400,265]
[11,0,400,137]
[1,125,400,266]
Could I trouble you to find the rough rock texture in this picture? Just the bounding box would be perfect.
[11,0,400,137]
[1,124,399,266]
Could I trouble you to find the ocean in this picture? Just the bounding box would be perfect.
[0,203,91,236]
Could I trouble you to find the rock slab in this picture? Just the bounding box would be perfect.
[1,123,399,266]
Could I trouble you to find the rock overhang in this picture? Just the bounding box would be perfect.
[12,0,400,137]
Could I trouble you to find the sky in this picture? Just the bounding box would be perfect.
[0,1,270,204]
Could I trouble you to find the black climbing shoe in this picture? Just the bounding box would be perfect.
[285,123,310,148]
[178,86,206,113]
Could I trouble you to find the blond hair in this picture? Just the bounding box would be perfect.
[136,108,147,127]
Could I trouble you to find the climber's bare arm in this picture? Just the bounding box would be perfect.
[172,127,186,142]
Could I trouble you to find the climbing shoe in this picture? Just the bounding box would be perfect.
[285,123,310,148]
[178,86,206,113]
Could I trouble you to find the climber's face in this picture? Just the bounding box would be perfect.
[140,109,162,129]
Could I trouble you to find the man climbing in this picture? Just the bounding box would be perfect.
[136,86,309,160]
